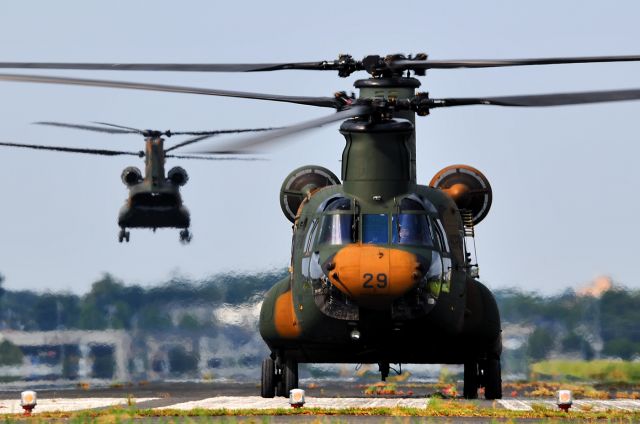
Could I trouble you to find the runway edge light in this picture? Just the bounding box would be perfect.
[289,389,305,408]
[20,390,37,415]
[556,389,572,412]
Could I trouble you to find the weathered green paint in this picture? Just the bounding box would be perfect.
[259,77,501,370]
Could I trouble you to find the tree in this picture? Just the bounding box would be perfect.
[527,327,554,361]
[0,340,23,365]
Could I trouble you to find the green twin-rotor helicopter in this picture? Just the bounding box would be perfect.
[2,53,640,399]
[0,120,274,243]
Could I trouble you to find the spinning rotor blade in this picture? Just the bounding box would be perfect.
[4,54,640,74]
[430,88,640,108]
[0,73,339,108]
[0,61,344,72]
[91,121,144,133]
[0,141,142,156]
[165,127,278,153]
[34,121,137,134]
[193,105,371,154]
[393,54,640,70]
[165,153,265,161]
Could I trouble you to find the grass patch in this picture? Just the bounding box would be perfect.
[3,403,640,422]
[531,359,640,383]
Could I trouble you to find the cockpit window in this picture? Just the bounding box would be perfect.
[324,197,351,211]
[317,214,354,245]
[431,218,450,253]
[392,214,433,246]
[399,198,424,211]
[362,214,389,244]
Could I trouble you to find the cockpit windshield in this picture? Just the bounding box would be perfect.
[392,214,433,246]
[318,214,354,245]
[362,214,389,244]
[317,196,354,245]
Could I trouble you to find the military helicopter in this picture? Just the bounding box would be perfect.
[0,121,274,243]
[2,53,640,399]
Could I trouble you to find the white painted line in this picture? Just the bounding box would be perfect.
[156,396,430,410]
[0,398,158,414]
[496,399,533,411]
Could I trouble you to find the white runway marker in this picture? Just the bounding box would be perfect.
[498,399,640,412]
[156,396,430,410]
[0,398,157,414]
[496,399,533,411]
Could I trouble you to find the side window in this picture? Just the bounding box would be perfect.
[304,219,319,255]
[431,218,450,253]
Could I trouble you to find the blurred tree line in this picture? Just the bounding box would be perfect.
[497,285,640,375]
[0,271,285,333]
[0,272,638,367]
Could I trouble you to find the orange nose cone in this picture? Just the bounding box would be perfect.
[327,245,421,309]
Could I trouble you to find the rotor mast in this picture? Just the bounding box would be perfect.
[144,134,166,187]
[354,77,421,183]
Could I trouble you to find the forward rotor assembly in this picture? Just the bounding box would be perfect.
[2,52,640,155]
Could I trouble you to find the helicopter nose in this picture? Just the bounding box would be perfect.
[324,245,423,309]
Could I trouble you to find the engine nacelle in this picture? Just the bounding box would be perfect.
[430,164,492,225]
[121,167,142,186]
[168,166,189,186]
[280,165,340,223]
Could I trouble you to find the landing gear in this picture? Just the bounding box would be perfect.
[378,362,390,381]
[284,358,299,395]
[179,229,192,244]
[463,361,479,399]
[261,355,298,398]
[464,357,502,400]
[481,358,502,400]
[118,228,130,243]
[261,357,275,398]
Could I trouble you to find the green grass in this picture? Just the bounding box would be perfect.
[3,403,640,423]
[531,359,640,382]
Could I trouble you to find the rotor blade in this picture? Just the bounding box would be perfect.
[169,127,279,137]
[91,121,143,133]
[165,154,266,161]
[165,128,280,152]
[429,89,640,108]
[192,105,371,154]
[0,61,342,72]
[34,121,139,134]
[0,141,142,156]
[0,73,339,108]
[392,54,640,70]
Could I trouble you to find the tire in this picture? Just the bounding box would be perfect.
[463,360,478,399]
[275,377,286,397]
[261,357,275,398]
[483,358,502,400]
[284,358,298,395]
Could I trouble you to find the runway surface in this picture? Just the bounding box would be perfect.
[0,381,639,414]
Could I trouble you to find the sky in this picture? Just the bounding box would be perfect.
[0,0,639,294]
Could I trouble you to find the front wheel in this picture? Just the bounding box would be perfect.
[261,357,275,398]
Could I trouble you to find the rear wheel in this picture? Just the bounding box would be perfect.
[483,358,502,400]
[260,357,275,398]
[284,358,299,395]
[463,360,478,399]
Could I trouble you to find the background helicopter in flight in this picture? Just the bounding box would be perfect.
[0,121,274,243]
[2,52,640,399]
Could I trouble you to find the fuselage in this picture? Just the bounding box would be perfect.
[118,136,190,230]
[260,181,481,363]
